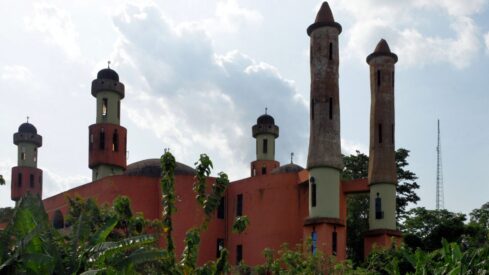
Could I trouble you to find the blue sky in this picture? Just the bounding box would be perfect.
[1,0,488,215]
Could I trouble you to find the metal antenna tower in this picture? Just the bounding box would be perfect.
[436,119,444,209]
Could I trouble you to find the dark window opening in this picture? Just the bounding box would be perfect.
[311,231,317,255]
[377,70,381,87]
[261,167,266,175]
[329,97,333,119]
[18,173,22,187]
[102,98,108,116]
[311,99,315,120]
[21,153,25,160]
[217,197,225,219]
[216,239,224,258]
[99,129,105,150]
[236,245,243,264]
[89,133,94,151]
[30,174,34,188]
[117,100,121,119]
[329,42,333,60]
[39,176,42,186]
[236,194,243,216]
[378,124,383,144]
[375,193,384,219]
[263,139,268,154]
[112,130,119,152]
[311,176,317,207]
[332,230,338,255]
[392,71,395,87]
[53,210,64,229]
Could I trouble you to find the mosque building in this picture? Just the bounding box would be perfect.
[8,2,401,265]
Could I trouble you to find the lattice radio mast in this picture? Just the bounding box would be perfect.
[436,119,444,209]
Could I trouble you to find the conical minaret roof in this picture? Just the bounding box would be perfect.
[307,2,342,35]
[367,39,398,63]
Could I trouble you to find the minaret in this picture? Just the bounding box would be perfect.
[11,120,43,201]
[88,64,127,181]
[304,2,346,260]
[364,39,402,257]
[250,109,279,176]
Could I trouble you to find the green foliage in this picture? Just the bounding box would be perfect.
[232,216,250,234]
[0,175,5,185]
[0,207,13,224]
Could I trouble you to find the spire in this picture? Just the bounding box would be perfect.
[291,152,294,164]
[26,116,29,123]
[367,38,398,63]
[107,60,111,69]
[314,2,335,23]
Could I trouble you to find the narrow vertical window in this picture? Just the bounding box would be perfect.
[39,176,42,186]
[21,147,25,160]
[252,168,256,177]
[30,174,34,188]
[263,139,268,154]
[311,177,317,207]
[236,245,243,264]
[99,128,105,150]
[329,42,333,60]
[117,100,121,119]
[377,70,381,87]
[102,98,108,116]
[391,124,394,144]
[329,97,333,119]
[311,99,315,120]
[311,231,317,254]
[392,71,395,87]
[89,133,94,151]
[112,130,119,152]
[236,194,243,216]
[18,173,22,187]
[34,148,37,163]
[375,193,383,219]
[261,167,266,175]
[332,230,338,255]
[216,239,224,258]
[378,124,383,144]
[53,210,64,229]
[217,197,225,219]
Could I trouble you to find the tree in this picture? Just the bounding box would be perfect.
[342,149,420,264]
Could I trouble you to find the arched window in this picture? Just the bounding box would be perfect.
[377,70,381,87]
[30,174,34,188]
[102,98,108,117]
[112,130,119,152]
[261,166,267,175]
[99,128,105,150]
[311,176,317,207]
[375,193,384,219]
[53,210,64,229]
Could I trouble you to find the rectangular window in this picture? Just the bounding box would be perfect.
[377,70,381,87]
[263,139,268,154]
[378,124,383,144]
[30,174,34,188]
[311,99,315,120]
[236,194,243,216]
[392,71,395,87]
[329,42,333,60]
[217,197,225,219]
[332,231,337,255]
[100,130,105,150]
[261,167,266,175]
[236,245,243,264]
[311,231,317,255]
[311,182,317,207]
[216,239,224,258]
[102,98,108,116]
[391,124,394,144]
[329,97,333,119]
[18,173,22,187]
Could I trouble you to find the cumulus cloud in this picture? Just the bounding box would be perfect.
[42,168,91,198]
[25,3,80,59]
[110,3,307,179]
[1,65,31,81]
[330,0,486,68]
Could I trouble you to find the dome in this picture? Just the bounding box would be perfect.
[271,163,304,174]
[18,123,37,135]
[257,114,275,125]
[97,68,119,81]
[124,159,196,177]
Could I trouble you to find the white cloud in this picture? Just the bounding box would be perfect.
[110,4,305,179]
[341,139,368,156]
[1,65,31,81]
[25,3,80,59]
[42,168,90,198]
[330,0,486,68]
[484,32,489,53]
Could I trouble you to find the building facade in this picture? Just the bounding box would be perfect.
[9,2,402,265]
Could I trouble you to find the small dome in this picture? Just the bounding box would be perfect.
[271,163,304,174]
[124,159,196,177]
[257,114,275,125]
[18,123,37,135]
[97,68,119,81]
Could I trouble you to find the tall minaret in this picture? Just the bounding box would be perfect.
[304,2,345,259]
[307,2,342,219]
[250,110,279,176]
[364,39,401,257]
[367,39,397,230]
[88,65,127,181]
[11,120,43,201]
